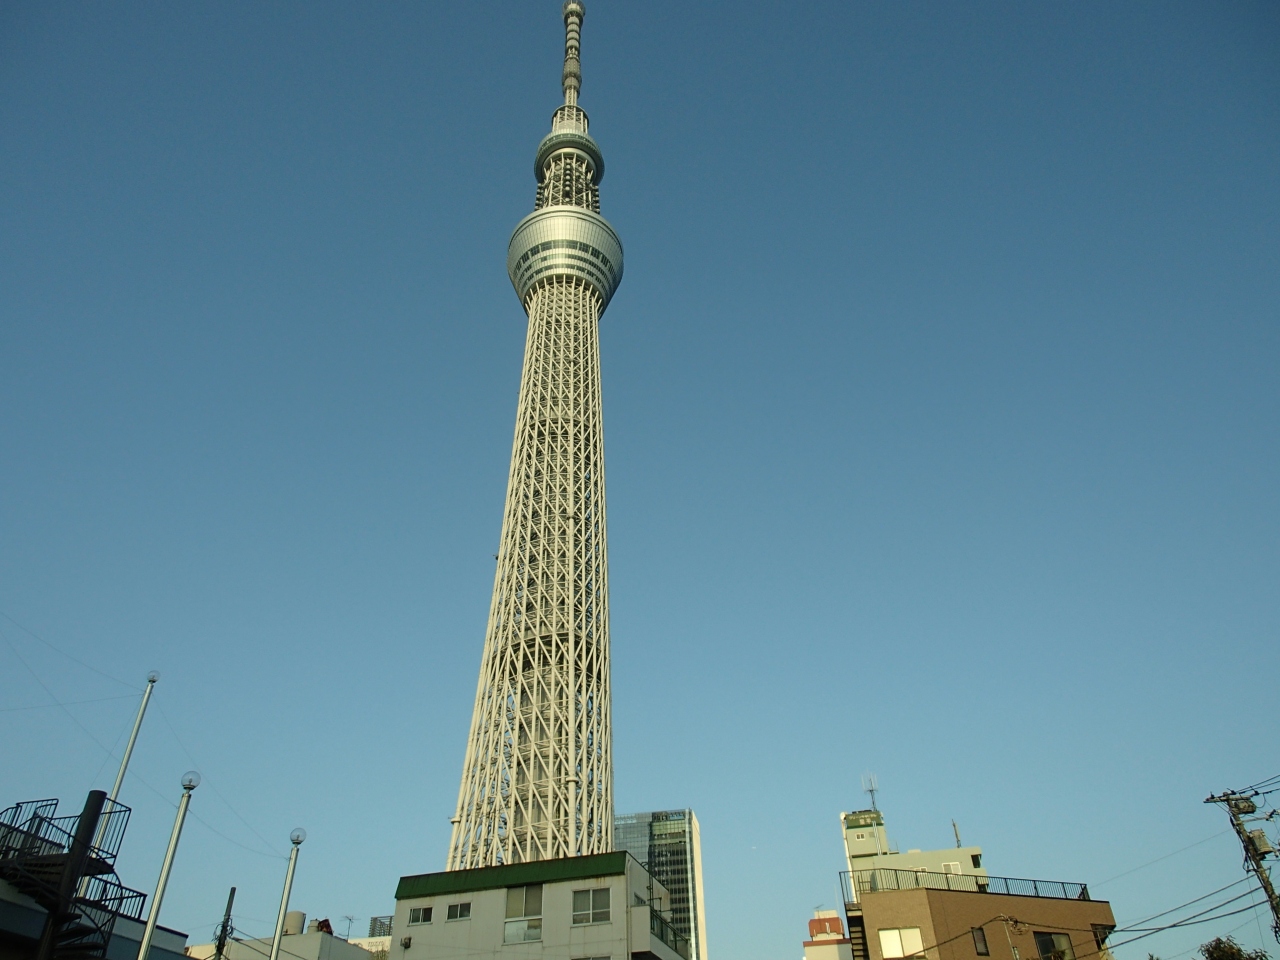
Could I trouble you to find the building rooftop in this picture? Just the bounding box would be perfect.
[396,851,631,900]
[840,867,1097,907]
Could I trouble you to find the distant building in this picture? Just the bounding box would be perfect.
[389,852,687,960]
[804,911,853,960]
[614,811,708,960]
[185,928,374,960]
[835,810,1115,960]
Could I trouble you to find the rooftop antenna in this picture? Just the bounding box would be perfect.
[952,820,962,848]
[861,773,879,812]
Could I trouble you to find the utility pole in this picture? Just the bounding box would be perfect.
[1205,788,1280,943]
[214,887,236,960]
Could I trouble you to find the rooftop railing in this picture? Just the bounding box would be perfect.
[840,868,1090,906]
[649,905,690,959]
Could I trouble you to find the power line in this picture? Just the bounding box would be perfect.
[1094,831,1233,888]
[156,704,284,859]
[0,609,141,690]
[0,694,139,712]
[1117,877,1251,928]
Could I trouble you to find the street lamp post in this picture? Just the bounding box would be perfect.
[136,772,199,960]
[268,829,306,960]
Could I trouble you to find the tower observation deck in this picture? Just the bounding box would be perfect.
[448,1,622,869]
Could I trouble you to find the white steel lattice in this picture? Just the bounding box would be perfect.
[448,0,620,870]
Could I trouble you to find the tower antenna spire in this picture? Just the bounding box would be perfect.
[562,1,584,105]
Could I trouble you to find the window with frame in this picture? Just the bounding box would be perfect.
[504,885,543,943]
[942,862,962,875]
[408,907,432,925]
[572,888,611,925]
[879,927,924,959]
[972,928,989,956]
[1034,932,1075,960]
[446,903,471,921]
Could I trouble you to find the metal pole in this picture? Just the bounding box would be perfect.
[269,829,306,960]
[136,772,199,960]
[79,673,159,897]
[214,887,236,960]
[37,791,107,960]
[108,672,159,807]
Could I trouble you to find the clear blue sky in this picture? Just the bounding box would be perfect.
[1,3,1277,960]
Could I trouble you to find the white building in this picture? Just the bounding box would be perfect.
[840,811,987,882]
[802,911,853,960]
[390,852,687,960]
[185,920,376,960]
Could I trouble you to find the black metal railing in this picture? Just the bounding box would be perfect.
[79,872,147,921]
[840,869,1090,904]
[650,907,690,959]
[0,798,131,868]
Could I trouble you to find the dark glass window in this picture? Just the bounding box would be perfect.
[446,902,471,921]
[1034,933,1074,960]
[972,928,989,956]
[572,888,611,924]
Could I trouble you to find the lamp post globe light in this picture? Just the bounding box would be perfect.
[135,772,198,960]
[268,828,306,960]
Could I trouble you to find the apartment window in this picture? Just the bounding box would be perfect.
[942,862,962,875]
[504,885,543,944]
[879,927,925,959]
[408,908,432,925]
[572,888,611,924]
[1091,925,1115,950]
[446,903,471,921]
[971,854,982,869]
[972,928,990,956]
[1034,933,1075,960]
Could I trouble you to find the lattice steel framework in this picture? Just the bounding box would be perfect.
[448,0,624,870]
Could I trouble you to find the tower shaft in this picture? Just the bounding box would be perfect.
[449,1,622,870]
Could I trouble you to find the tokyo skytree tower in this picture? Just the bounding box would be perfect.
[447,1,623,869]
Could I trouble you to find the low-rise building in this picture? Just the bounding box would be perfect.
[829,808,1115,960]
[390,852,687,960]
[185,929,373,960]
[839,865,1115,960]
[803,911,853,960]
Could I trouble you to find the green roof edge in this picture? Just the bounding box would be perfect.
[395,851,631,900]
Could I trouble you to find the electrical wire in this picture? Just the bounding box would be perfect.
[0,694,139,712]
[1093,831,1233,888]
[1119,887,1264,931]
[156,703,285,859]
[1116,876,1251,928]
[0,609,141,690]
[1,630,284,860]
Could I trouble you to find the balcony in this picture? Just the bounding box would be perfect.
[840,868,1090,908]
